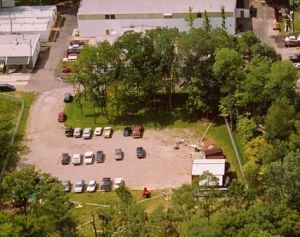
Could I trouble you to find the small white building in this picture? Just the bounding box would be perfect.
[0,5,57,42]
[77,0,238,38]
[191,159,226,186]
[0,34,41,70]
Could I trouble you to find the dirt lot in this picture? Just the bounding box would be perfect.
[20,87,199,190]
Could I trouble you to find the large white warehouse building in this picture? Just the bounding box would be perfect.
[77,0,241,39]
[0,5,57,42]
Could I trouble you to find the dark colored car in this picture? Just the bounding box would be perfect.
[57,112,66,122]
[61,153,70,165]
[65,126,74,137]
[289,54,300,62]
[100,177,111,192]
[67,48,80,54]
[62,67,72,73]
[0,84,16,92]
[63,93,72,103]
[136,147,146,158]
[123,127,132,136]
[96,150,104,163]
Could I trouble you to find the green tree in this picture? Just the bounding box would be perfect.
[203,11,212,32]
[264,98,295,141]
[145,27,180,110]
[185,6,197,30]
[1,168,78,236]
[283,151,300,211]
[2,167,39,214]
[265,61,297,101]
[236,30,260,62]
[220,6,226,30]
[236,116,257,144]
[213,48,244,129]
[236,56,271,116]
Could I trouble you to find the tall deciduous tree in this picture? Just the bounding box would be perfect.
[213,48,244,129]
[264,98,295,141]
[146,27,179,110]
[236,30,260,62]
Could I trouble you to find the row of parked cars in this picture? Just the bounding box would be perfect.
[62,177,124,193]
[62,40,85,62]
[64,126,113,138]
[61,146,146,165]
[64,125,144,139]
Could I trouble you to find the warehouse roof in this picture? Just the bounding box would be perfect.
[0,5,56,19]
[0,34,40,57]
[0,19,48,32]
[78,0,236,15]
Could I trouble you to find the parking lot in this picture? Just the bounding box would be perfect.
[20,86,193,190]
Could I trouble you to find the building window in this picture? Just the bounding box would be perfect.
[105,14,115,19]
[197,13,202,18]
[164,13,172,19]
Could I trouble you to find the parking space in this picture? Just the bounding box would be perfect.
[21,87,193,190]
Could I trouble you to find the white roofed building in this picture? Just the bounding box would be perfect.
[191,159,226,186]
[0,5,57,42]
[77,0,239,39]
[0,34,41,70]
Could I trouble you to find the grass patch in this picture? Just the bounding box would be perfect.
[69,189,172,236]
[0,92,36,170]
[207,123,242,180]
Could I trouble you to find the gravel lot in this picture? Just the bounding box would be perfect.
[20,87,193,190]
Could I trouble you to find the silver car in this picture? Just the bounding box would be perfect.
[114,148,123,160]
[74,179,84,193]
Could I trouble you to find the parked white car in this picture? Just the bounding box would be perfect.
[72,153,82,165]
[73,128,82,138]
[74,179,84,193]
[94,127,103,136]
[113,177,124,189]
[87,180,97,192]
[84,151,94,164]
[82,128,92,139]
[103,127,112,138]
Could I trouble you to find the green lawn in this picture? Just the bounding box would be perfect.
[69,189,172,236]
[0,92,36,170]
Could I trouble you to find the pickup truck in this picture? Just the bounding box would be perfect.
[103,127,112,138]
[131,124,143,138]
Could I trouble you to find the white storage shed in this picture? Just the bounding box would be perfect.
[191,159,226,186]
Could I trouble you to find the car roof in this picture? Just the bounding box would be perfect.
[114,177,123,182]
[84,151,93,156]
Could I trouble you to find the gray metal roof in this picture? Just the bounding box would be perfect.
[0,34,40,57]
[0,19,48,32]
[0,5,56,19]
[78,0,236,15]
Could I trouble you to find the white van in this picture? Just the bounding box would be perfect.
[63,55,77,62]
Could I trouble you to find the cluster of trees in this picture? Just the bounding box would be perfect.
[0,168,77,237]
[70,28,284,124]
[2,169,300,236]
